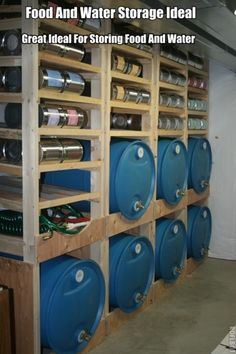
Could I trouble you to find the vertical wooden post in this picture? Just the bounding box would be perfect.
[21,2,40,354]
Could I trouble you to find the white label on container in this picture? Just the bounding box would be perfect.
[173,224,179,234]
[47,109,60,126]
[67,109,79,126]
[203,142,207,150]
[137,147,144,159]
[135,243,142,254]
[75,269,84,283]
[203,210,207,219]
[175,144,181,154]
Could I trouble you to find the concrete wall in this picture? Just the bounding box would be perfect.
[208,60,236,260]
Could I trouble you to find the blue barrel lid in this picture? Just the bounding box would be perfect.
[109,234,154,313]
[40,255,105,354]
[155,219,186,282]
[188,137,212,193]
[157,139,188,205]
[110,140,155,220]
[187,206,212,261]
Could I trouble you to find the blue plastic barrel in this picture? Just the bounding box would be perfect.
[109,140,155,219]
[157,139,188,205]
[109,234,154,313]
[40,255,105,354]
[187,206,212,261]
[188,137,212,193]
[155,218,186,282]
[44,139,155,220]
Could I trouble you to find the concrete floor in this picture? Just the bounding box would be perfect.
[90,258,236,354]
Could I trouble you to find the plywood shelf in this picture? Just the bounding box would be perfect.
[111,71,151,86]
[112,44,152,60]
[159,106,185,115]
[39,52,101,74]
[188,66,209,77]
[110,100,151,112]
[0,234,23,257]
[39,89,101,106]
[188,110,208,117]
[0,128,22,139]
[39,160,102,173]
[0,17,21,30]
[159,81,185,92]
[187,188,210,205]
[0,56,22,67]
[0,93,22,103]
[0,163,22,177]
[158,129,184,137]
[40,18,92,36]
[0,5,21,13]
[36,217,105,263]
[0,177,100,212]
[188,129,208,136]
[39,127,101,138]
[110,130,150,138]
[154,197,187,219]
[160,57,186,70]
[106,205,154,237]
[188,86,208,95]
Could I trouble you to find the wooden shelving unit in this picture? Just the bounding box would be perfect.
[0,4,211,354]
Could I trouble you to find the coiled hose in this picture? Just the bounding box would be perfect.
[0,205,89,237]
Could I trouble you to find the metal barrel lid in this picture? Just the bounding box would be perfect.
[157,139,188,205]
[109,234,154,313]
[188,137,212,193]
[110,139,155,220]
[187,206,212,261]
[155,219,187,282]
[40,255,105,354]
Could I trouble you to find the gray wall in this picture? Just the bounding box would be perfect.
[208,60,236,260]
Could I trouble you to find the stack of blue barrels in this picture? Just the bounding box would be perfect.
[31,136,213,353]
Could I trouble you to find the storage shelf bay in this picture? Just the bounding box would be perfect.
[0,176,100,211]
[0,17,21,30]
[187,188,210,205]
[158,129,184,137]
[110,130,150,138]
[0,93,22,103]
[160,57,187,70]
[159,81,185,92]
[188,129,208,136]
[39,52,100,74]
[38,89,101,107]
[37,217,105,263]
[111,71,151,86]
[0,56,22,67]
[39,127,101,138]
[112,44,152,60]
[188,110,208,117]
[110,100,151,113]
[154,196,188,219]
[188,66,209,78]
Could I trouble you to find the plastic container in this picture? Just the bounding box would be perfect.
[109,234,154,313]
[40,255,105,354]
